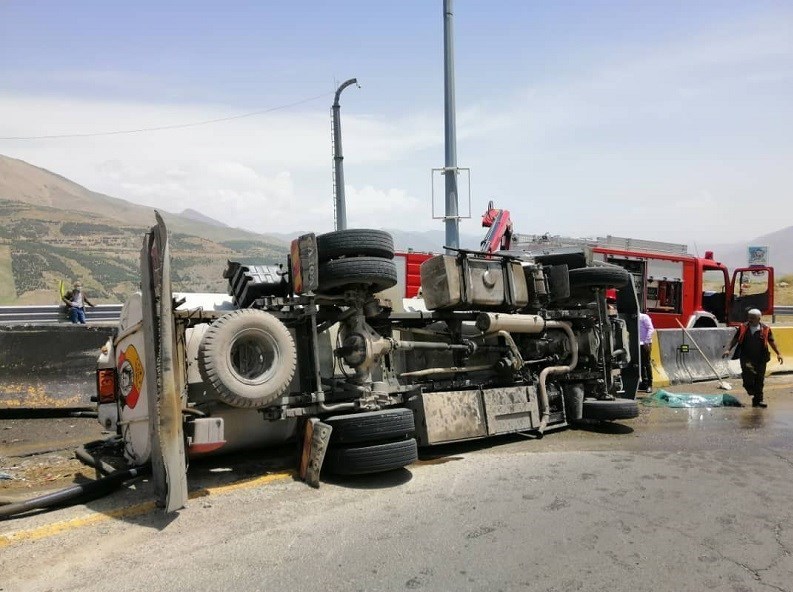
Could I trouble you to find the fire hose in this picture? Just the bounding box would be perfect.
[0,438,148,520]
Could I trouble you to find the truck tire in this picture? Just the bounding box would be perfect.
[325,409,415,445]
[581,398,639,421]
[568,267,631,289]
[324,438,418,475]
[198,309,296,408]
[318,256,398,293]
[317,229,395,263]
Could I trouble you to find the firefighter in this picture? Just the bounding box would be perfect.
[722,308,784,408]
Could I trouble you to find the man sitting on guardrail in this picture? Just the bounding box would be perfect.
[722,308,784,408]
[61,281,95,324]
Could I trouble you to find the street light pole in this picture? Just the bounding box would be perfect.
[332,78,358,231]
[443,0,459,252]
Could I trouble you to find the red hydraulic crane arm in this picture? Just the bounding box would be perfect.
[480,200,513,253]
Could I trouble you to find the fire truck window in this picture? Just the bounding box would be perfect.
[646,280,682,314]
[731,269,771,320]
[738,270,769,297]
[702,269,727,322]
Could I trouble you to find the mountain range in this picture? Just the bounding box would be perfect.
[0,154,790,305]
[0,154,288,304]
[711,228,793,276]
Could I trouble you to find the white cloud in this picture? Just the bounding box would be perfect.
[0,94,447,233]
[1,10,792,247]
[345,184,434,230]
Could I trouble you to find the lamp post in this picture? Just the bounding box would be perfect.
[442,0,459,252]
[332,78,358,231]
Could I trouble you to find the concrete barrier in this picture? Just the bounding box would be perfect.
[0,325,114,409]
[652,325,793,387]
[648,332,671,388]
[655,328,738,385]
[766,326,793,376]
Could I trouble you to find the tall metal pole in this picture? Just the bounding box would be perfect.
[443,0,460,252]
[332,78,358,231]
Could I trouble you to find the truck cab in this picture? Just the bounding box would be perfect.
[513,234,774,329]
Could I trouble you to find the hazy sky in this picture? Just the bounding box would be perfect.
[1,0,791,247]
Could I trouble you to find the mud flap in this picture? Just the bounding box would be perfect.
[140,212,189,512]
[299,418,332,488]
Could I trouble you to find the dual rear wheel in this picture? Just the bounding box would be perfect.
[323,408,418,475]
[316,231,415,475]
[316,229,398,294]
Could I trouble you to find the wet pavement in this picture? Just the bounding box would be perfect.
[1,375,792,591]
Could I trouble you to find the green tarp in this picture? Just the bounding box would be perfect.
[641,389,743,408]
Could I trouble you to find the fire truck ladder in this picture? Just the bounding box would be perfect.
[512,234,689,256]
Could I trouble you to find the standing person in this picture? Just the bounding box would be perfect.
[62,281,95,324]
[639,310,655,393]
[722,308,784,408]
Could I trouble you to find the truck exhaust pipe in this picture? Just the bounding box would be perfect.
[477,313,577,433]
[476,312,546,334]
[537,321,578,433]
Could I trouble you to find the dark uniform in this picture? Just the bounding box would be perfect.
[733,323,774,407]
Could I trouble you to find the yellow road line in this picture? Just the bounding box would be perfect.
[0,470,293,548]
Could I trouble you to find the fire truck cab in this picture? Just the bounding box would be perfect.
[513,234,774,329]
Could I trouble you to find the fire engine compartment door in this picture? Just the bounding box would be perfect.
[140,212,189,512]
[728,266,774,323]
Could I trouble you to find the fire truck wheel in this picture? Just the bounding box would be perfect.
[580,398,639,421]
[568,266,632,289]
[198,309,296,408]
[318,256,398,293]
[317,229,395,263]
[325,409,415,445]
[324,438,418,475]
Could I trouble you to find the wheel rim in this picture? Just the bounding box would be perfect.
[227,328,279,385]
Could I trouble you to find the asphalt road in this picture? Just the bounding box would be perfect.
[2,379,793,592]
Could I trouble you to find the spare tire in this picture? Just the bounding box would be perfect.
[198,309,296,408]
[581,398,639,421]
[318,256,398,293]
[568,266,632,289]
[317,229,395,263]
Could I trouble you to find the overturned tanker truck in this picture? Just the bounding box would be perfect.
[95,213,640,509]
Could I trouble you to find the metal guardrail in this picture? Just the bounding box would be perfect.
[774,306,793,322]
[0,304,123,325]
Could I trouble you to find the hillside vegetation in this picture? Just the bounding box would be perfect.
[0,156,289,305]
[0,199,287,304]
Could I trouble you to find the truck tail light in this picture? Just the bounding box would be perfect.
[96,368,117,404]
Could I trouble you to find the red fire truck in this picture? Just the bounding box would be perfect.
[512,233,774,329]
[389,202,774,330]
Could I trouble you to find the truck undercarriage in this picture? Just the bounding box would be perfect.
[97,217,640,510]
